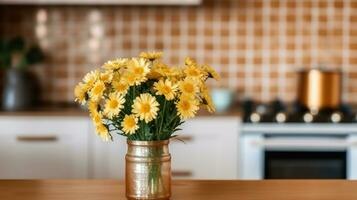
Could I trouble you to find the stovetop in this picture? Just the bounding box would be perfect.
[242,99,357,124]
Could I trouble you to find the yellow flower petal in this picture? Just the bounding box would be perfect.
[121,114,139,135]
[95,123,111,142]
[154,79,178,100]
[132,93,159,123]
[178,78,199,96]
[103,92,125,119]
[74,83,88,105]
[176,95,199,120]
[139,51,163,60]
[89,81,106,102]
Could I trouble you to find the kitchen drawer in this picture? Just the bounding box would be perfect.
[179,117,240,136]
[0,116,89,179]
[170,117,240,179]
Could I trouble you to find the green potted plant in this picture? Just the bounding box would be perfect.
[0,37,44,111]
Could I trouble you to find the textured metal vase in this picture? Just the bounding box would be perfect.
[126,140,171,200]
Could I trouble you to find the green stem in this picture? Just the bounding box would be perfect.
[158,100,167,140]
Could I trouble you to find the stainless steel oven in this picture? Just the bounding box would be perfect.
[240,124,357,179]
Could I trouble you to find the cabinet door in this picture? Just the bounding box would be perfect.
[90,117,240,180]
[0,116,89,179]
[171,117,239,179]
[90,123,126,179]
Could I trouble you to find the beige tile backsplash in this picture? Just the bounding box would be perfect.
[1,0,357,103]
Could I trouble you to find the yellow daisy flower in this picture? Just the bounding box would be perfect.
[103,58,128,70]
[88,100,99,114]
[154,79,178,100]
[139,51,163,60]
[112,80,129,95]
[176,95,199,120]
[185,57,196,66]
[74,83,88,105]
[103,92,125,119]
[95,123,111,142]
[178,78,199,96]
[203,65,220,81]
[201,86,215,113]
[83,70,99,87]
[121,114,139,135]
[122,72,137,86]
[184,64,203,79]
[128,58,151,85]
[132,93,159,123]
[90,111,103,125]
[89,80,106,102]
[100,70,113,83]
[147,62,170,79]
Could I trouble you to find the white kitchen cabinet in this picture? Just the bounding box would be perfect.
[91,116,240,180]
[0,115,240,180]
[0,116,89,179]
[90,122,126,179]
[171,117,240,179]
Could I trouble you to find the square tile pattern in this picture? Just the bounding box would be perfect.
[1,0,357,103]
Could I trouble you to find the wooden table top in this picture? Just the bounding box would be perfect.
[0,180,356,200]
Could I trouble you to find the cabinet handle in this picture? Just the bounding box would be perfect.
[172,135,194,143]
[16,135,58,142]
[172,170,193,177]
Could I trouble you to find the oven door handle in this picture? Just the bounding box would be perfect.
[252,138,354,150]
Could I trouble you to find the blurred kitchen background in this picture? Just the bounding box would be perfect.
[0,0,357,180]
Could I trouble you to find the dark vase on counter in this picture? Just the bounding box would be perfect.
[0,70,4,105]
[1,68,40,111]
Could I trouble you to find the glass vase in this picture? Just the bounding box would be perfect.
[126,140,171,200]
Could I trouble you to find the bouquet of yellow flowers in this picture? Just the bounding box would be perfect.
[74,52,219,141]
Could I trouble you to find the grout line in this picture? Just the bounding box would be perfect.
[311,0,319,66]
[278,0,287,100]
[228,1,238,89]
[295,1,303,67]
[245,1,254,98]
[343,0,351,102]
[262,0,271,101]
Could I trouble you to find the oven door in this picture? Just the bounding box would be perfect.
[265,150,346,179]
[240,134,357,180]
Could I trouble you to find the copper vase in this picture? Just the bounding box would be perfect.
[126,140,171,200]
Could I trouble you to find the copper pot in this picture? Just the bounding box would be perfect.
[297,68,342,111]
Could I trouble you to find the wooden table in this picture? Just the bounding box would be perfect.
[0,180,356,200]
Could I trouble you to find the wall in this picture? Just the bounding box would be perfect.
[1,0,357,103]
